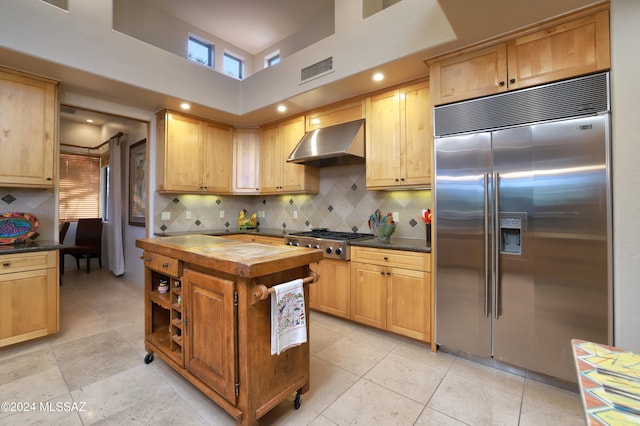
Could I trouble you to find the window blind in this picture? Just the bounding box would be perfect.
[59,154,101,221]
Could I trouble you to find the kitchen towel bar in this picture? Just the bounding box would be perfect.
[253,271,319,302]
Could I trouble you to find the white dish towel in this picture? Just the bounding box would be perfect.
[271,278,307,355]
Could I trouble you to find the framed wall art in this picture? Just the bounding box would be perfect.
[129,139,146,227]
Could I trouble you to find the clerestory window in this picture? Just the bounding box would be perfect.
[188,36,214,67]
[266,51,281,68]
[224,52,244,80]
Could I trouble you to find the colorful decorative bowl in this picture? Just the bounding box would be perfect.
[0,212,40,245]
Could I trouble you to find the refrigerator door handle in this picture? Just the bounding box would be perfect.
[494,171,501,320]
[484,172,490,318]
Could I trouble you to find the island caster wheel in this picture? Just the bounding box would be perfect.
[293,392,301,409]
[144,353,154,364]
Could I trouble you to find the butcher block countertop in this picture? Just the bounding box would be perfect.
[136,234,324,278]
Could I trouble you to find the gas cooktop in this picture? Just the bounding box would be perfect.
[285,229,374,260]
[288,229,373,241]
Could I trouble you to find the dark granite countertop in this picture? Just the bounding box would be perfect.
[350,237,431,253]
[0,240,61,255]
[154,228,300,238]
[154,229,431,253]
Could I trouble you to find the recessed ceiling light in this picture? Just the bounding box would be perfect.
[372,72,385,82]
[180,102,191,110]
[277,105,287,113]
[86,119,94,123]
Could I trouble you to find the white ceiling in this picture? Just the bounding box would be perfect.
[151,0,334,55]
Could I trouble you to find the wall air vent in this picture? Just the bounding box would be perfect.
[301,57,333,82]
[60,106,77,115]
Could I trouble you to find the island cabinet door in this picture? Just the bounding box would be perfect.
[183,268,237,404]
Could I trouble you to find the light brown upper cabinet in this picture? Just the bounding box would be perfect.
[305,99,365,131]
[0,67,57,188]
[428,8,610,106]
[259,116,319,194]
[156,110,233,194]
[365,80,432,189]
[232,128,260,194]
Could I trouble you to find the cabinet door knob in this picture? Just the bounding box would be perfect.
[380,271,385,275]
[383,256,388,261]
[509,78,516,84]
[145,257,152,262]
[162,262,169,268]
[499,81,506,86]
[386,272,391,276]
[3,262,10,267]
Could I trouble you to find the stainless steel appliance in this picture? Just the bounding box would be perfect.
[287,119,365,167]
[286,229,373,260]
[434,72,612,383]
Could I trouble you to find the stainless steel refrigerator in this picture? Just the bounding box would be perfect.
[433,72,612,383]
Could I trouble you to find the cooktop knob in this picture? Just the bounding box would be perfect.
[335,247,343,256]
[326,247,333,254]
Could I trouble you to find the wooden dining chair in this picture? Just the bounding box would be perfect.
[60,218,103,274]
[58,221,71,285]
[59,221,70,244]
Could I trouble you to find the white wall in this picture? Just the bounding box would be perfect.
[112,0,256,77]
[1,0,241,115]
[610,0,640,352]
[241,0,453,114]
[122,126,149,285]
[252,8,334,69]
[59,121,102,148]
[0,0,450,117]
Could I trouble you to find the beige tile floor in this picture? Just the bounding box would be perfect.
[0,266,586,425]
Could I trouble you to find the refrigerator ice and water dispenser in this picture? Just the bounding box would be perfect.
[500,216,522,255]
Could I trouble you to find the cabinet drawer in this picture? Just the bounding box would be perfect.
[143,251,180,277]
[0,251,56,275]
[351,246,430,271]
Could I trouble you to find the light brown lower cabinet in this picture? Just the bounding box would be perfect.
[183,268,237,403]
[0,250,59,348]
[308,258,351,319]
[350,246,431,342]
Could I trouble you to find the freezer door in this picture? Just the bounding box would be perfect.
[435,132,492,357]
[492,115,611,382]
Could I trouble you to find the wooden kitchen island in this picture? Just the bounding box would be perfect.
[135,235,323,425]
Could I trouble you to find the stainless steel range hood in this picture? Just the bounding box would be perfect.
[287,119,365,167]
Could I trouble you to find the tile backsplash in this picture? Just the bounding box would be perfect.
[0,188,57,240]
[153,164,431,239]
